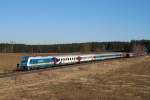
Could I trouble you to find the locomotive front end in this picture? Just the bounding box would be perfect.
[17,56,30,71]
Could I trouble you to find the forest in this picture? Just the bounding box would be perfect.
[0,40,149,53]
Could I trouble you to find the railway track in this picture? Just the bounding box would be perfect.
[0,57,135,78]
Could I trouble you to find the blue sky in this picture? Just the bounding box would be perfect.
[0,0,150,44]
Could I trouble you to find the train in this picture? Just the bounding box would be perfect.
[17,52,133,71]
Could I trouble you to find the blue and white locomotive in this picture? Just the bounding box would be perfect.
[18,56,55,70]
[17,52,128,71]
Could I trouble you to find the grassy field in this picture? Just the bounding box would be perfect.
[0,54,150,100]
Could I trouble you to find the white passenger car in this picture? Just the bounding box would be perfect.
[54,55,79,65]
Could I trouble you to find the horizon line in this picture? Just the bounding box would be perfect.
[0,39,149,45]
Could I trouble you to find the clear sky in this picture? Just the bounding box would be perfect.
[0,0,150,44]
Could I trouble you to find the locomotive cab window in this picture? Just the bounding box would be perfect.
[30,59,38,64]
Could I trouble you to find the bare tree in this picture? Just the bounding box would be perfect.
[132,43,147,56]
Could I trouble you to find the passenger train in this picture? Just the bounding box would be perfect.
[17,52,130,71]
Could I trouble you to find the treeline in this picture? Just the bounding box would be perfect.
[0,40,150,53]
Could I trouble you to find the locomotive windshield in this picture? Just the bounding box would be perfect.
[21,56,30,65]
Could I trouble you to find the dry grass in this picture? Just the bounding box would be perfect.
[0,54,150,100]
